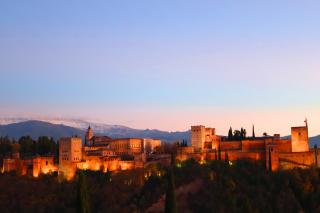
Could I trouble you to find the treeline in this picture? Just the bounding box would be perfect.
[227,126,270,141]
[1,159,320,212]
[0,136,58,158]
[227,127,248,140]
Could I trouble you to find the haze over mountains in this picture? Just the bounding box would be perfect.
[0,118,319,145]
[0,118,190,142]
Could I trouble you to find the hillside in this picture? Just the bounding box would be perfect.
[309,135,320,147]
[0,120,84,140]
[0,120,190,142]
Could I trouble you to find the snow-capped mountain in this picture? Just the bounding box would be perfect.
[0,117,131,134]
[0,117,191,142]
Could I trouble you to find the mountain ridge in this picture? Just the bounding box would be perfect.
[0,118,319,145]
[0,120,190,142]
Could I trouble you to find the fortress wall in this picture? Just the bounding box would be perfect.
[177,151,265,162]
[279,151,314,169]
[220,141,241,150]
[79,156,102,171]
[227,151,265,161]
[59,162,78,181]
[177,146,194,155]
[241,140,265,151]
[276,140,292,152]
[2,159,17,173]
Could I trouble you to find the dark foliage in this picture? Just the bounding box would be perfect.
[165,168,177,213]
[1,160,320,212]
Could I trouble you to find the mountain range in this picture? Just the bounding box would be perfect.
[0,118,319,146]
[0,119,190,142]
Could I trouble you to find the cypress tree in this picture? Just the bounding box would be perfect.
[214,148,217,160]
[171,154,176,166]
[225,152,229,164]
[252,125,256,139]
[218,144,222,161]
[165,168,177,213]
[77,171,91,213]
[240,128,244,139]
[268,148,272,172]
[228,127,233,140]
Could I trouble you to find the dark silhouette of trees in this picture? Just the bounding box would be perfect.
[214,148,218,160]
[218,144,222,161]
[15,136,58,157]
[225,152,229,164]
[240,128,246,139]
[76,171,91,213]
[36,136,57,155]
[233,130,241,140]
[228,127,233,140]
[252,125,256,139]
[178,140,188,147]
[0,137,12,156]
[0,160,320,212]
[230,128,247,140]
[165,168,177,213]
[18,136,35,157]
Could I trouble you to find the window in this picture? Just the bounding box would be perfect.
[46,161,48,165]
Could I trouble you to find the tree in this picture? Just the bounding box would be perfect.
[165,168,177,213]
[18,136,35,157]
[252,125,256,139]
[76,171,91,213]
[233,130,241,140]
[225,152,229,164]
[228,127,233,140]
[268,148,272,172]
[37,136,56,155]
[218,144,222,161]
[171,154,176,166]
[263,132,268,137]
[0,136,12,156]
[214,148,218,160]
[181,140,187,147]
[240,128,247,139]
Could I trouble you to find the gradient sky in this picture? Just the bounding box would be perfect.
[1,0,320,136]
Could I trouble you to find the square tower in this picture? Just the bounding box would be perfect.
[191,126,206,150]
[59,137,82,163]
[291,126,309,152]
[59,137,82,180]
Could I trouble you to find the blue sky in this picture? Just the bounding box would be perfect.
[0,1,320,135]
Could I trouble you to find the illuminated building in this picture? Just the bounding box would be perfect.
[180,121,317,171]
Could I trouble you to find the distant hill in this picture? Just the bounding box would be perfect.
[0,120,84,141]
[309,135,320,147]
[282,135,320,147]
[0,120,190,142]
[103,128,191,142]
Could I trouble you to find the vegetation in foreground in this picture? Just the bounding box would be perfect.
[0,159,320,213]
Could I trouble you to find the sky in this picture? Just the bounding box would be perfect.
[0,0,320,136]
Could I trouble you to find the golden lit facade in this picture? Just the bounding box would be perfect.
[182,123,318,171]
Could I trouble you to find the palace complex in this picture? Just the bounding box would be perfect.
[1,121,319,179]
[177,121,318,171]
[2,126,162,180]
